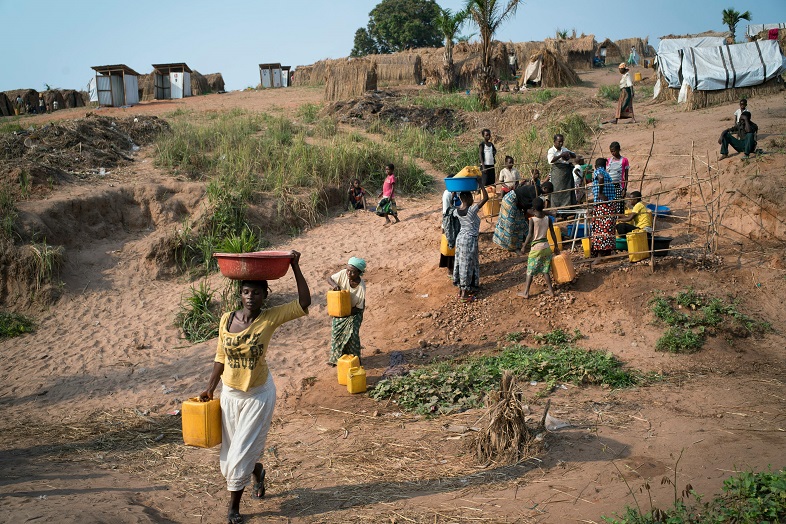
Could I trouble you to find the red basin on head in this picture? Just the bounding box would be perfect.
[213,251,294,280]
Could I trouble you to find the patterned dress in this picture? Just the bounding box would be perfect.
[493,190,528,251]
[453,204,481,292]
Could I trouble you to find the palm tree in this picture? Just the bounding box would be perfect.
[435,7,468,89]
[722,7,752,42]
[465,0,522,109]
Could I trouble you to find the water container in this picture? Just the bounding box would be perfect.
[182,397,222,448]
[327,290,351,318]
[581,237,591,258]
[552,253,576,284]
[634,72,642,82]
[547,226,562,251]
[347,366,367,394]
[483,196,501,217]
[440,234,455,256]
[337,354,360,385]
[626,230,649,262]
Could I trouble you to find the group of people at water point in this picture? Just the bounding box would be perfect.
[199,252,367,524]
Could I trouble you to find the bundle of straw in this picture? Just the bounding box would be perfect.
[473,371,540,465]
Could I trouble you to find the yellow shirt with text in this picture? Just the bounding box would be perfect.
[215,300,307,391]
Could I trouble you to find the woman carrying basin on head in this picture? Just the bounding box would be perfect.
[199,251,311,524]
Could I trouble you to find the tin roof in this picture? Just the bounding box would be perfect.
[91,64,141,76]
[151,63,192,74]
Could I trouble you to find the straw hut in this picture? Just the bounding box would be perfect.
[509,41,545,73]
[406,46,443,86]
[4,89,39,112]
[324,58,377,102]
[91,64,140,107]
[520,47,580,88]
[190,70,211,95]
[42,91,66,111]
[0,92,13,116]
[150,63,193,99]
[546,34,596,70]
[59,89,85,108]
[373,53,423,86]
[596,38,623,65]
[205,73,225,93]
[615,37,654,60]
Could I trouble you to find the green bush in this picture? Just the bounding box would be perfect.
[598,84,620,101]
[0,311,36,339]
[175,281,220,343]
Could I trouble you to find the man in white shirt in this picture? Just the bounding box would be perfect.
[498,155,520,193]
[547,133,577,208]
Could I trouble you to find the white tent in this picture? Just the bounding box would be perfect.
[680,40,785,91]
[655,36,728,90]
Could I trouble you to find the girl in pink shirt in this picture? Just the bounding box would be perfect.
[376,164,400,224]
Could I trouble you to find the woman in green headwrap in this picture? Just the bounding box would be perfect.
[326,257,366,365]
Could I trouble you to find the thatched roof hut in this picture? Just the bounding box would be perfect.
[596,38,623,65]
[190,70,211,95]
[324,58,377,102]
[546,34,596,70]
[138,74,154,101]
[520,48,580,88]
[615,37,654,59]
[0,92,13,116]
[509,41,545,72]
[205,73,225,93]
[60,89,85,108]
[5,89,39,111]
[372,53,422,86]
[292,58,340,86]
[42,91,65,111]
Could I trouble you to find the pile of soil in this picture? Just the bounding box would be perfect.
[324,90,466,132]
[0,114,169,196]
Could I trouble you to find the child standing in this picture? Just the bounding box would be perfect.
[376,164,400,224]
[478,129,497,187]
[453,185,489,302]
[498,155,520,194]
[520,197,558,298]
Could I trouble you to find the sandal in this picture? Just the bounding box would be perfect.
[227,510,244,524]
[251,465,266,499]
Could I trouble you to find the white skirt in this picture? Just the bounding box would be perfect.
[219,373,276,491]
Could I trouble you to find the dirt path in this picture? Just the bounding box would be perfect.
[1,71,785,523]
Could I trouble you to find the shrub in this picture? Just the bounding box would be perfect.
[0,311,36,339]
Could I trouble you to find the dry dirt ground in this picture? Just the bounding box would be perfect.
[1,69,785,524]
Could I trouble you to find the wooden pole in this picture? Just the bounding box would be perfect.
[637,130,655,193]
[687,140,694,232]
[650,189,660,272]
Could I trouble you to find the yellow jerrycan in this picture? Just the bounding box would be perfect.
[327,289,351,317]
[347,366,367,394]
[626,230,649,262]
[336,354,360,386]
[440,234,455,256]
[552,253,576,284]
[181,397,222,448]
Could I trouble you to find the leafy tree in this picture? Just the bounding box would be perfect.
[352,0,442,56]
[350,27,378,57]
[465,0,522,109]
[435,7,468,89]
[722,7,752,42]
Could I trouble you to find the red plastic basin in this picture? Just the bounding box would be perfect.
[213,251,294,280]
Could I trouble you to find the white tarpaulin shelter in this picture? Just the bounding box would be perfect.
[655,36,728,89]
[680,40,785,91]
[522,56,542,84]
[746,23,786,38]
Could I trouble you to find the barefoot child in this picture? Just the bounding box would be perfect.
[376,164,400,224]
[521,197,558,298]
[453,185,489,302]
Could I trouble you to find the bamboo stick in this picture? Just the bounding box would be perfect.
[637,130,655,193]
[687,141,694,232]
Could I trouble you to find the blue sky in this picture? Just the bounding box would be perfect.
[0,0,781,92]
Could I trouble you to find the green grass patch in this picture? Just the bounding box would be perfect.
[156,109,431,273]
[0,120,24,134]
[0,185,17,238]
[649,289,771,353]
[0,311,36,339]
[175,281,220,343]
[384,124,476,175]
[598,84,620,101]
[296,103,321,123]
[603,467,786,524]
[370,331,641,415]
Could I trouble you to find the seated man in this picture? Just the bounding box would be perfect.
[615,191,652,235]
[719,112,758,159]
